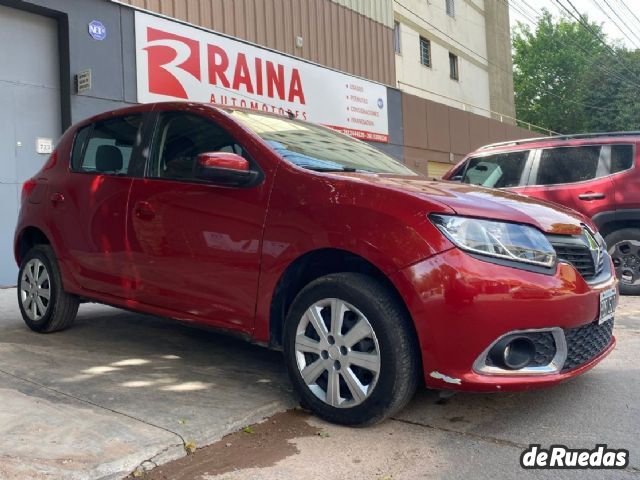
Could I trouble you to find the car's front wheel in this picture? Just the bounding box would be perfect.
[18,245,79,333]
[605,229,640,295]
[283,273,420,426]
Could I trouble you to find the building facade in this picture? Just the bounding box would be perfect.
[393,0,516,122]
[393,0,519,177]
[0,0,531,285]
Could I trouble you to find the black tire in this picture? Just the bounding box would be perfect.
[604,229,640,296]
[17,245,79,333]
[283,273,420,426]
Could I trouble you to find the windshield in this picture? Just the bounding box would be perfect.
[458,151,529,188]
[229,110,416,175]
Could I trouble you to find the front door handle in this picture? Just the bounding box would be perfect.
[578,192,605,200]
[134,202,156,220]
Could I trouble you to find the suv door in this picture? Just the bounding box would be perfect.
[524,145,615,218]
[49,114,146,299]
[126,111,269,332]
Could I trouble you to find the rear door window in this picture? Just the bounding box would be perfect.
[71,115,143,175]
[534,146,603,185]
[460,150,530,188]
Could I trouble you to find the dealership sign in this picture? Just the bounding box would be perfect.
[134,12,389,142]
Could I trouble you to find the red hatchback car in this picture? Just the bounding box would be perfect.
[15,103,617,425]
[443,133,640,295]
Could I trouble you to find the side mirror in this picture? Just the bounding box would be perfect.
[194,152,259,187]
[450,175,463,182]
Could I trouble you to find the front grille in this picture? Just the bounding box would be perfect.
[554,244,596,278]
[529,331,557,366]
[561,319,614,372]
[547,228,606,281]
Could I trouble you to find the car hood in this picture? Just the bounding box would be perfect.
[335,173,589,235]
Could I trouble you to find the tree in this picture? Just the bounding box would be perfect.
[581,48,640,132]
[512,10,608,133]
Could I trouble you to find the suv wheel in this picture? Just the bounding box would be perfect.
[283,273,420,426]
[18,245,79,332]
[605,229,640,295]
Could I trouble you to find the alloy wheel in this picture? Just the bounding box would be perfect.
[294,298,381,408]
[20,258,51,321]
[610,240,640,287]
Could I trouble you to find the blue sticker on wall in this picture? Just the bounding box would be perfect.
[88,20,107,41]
[377,98,384,109]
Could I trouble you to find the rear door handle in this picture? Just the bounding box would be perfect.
[578,192,605,200]
[133,201,156,220]
[50,192,65,205]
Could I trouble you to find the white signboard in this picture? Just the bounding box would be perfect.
[134,12,389,142]
[36,138,53,155]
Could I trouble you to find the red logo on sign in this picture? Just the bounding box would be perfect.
[143,26,306,105]
[145,27,201,99]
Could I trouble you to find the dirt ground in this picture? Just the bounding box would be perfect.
[136,410,320,479]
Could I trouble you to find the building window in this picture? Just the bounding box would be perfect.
[419,37,431,67]
[394,21,401,54]
[446,0,455,17]
[449,52,459,80]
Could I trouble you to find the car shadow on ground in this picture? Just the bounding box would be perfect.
[0,300,296,447]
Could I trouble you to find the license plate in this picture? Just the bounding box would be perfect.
[599,287,617,325]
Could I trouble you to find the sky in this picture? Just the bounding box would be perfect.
[508,0,640,49]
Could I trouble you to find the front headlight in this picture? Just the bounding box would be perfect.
[430,214,556,268]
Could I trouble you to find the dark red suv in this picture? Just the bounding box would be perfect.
[443,133,640,295]
[15,103,617,425]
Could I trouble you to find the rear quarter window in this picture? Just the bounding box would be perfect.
[610,144,634,173]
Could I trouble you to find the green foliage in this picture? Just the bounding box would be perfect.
[581,49,640,132]
[512,9,640,133]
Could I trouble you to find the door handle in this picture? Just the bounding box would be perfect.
[578,192,605,200]
[133,202,156,220]
[50,192,65,205]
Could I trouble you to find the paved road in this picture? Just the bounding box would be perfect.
[146,297,640,480]
[0,288,638,479]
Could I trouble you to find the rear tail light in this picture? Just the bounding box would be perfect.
[21,178,37,205]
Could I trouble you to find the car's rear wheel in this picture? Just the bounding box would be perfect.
[605,228,640,295]
[18,245,79,332]
[283,273,420,426]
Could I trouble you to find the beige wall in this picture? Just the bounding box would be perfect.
[394,0,491,117]
[485,0,516,121]
[401,92,539,178]
[117,0,396,86]
[331,0,394,28]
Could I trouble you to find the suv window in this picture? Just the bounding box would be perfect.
[611,144,634,173]
[535,146,603,185]
[460,151,529,188]
[151,113,244,181]
[72,115,143,175]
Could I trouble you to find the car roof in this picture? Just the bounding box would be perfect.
[78,102,307,127]
[475,131,640,155]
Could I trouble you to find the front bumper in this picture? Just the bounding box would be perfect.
[391,248,617,392]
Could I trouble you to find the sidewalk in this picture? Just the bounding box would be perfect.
[0,289,295,479]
